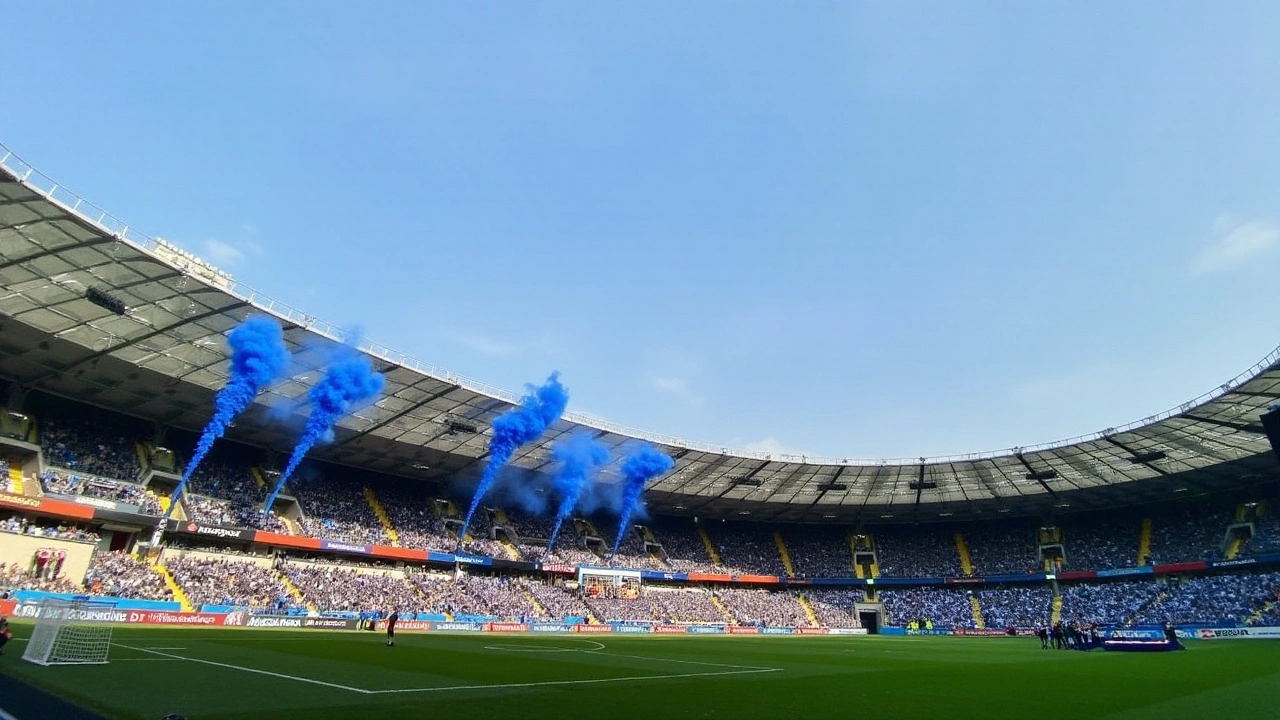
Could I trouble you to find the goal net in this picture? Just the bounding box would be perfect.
[21,597,116,666]
[579,567,642,599]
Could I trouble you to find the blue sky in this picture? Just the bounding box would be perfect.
[5,2,1279,459]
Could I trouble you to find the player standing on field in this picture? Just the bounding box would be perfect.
[386,609,398,647]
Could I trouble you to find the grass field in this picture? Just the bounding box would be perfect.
[2,625,1279,720]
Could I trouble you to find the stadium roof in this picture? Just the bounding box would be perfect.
[1,142,1278,524]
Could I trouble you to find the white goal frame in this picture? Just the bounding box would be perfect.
[21,596,117,666]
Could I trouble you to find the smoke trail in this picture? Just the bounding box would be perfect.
[608,444,674,560]
[262,347,385,511]
[168,316,290,514]
[545,433,609,557]
[457,372,568,544]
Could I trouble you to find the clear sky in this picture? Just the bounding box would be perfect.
[4,2,1279,460]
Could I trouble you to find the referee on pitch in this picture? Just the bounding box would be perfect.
[385,609,399,647]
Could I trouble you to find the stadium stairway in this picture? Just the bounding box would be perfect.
[250,466,267,490]
[134,441,150,471]
[280,515,302,536]
[1129,589,1170,625]
[709,594,736,625]
[954,532,974,576]
[1138,518,1153,565]
[1051,595,1063,626]
[498,539,522,561]
[848,533,878,578]
[278,571,318,614]
[1225,537,1244,560]
[969,595,985,629]
[1247,599,1274,625]
[1225,503,1251,558]
[151,562,194,612]
[773,532,797,577]
[157,495,188,521]
[524,591,549,618]
[798,595,820,627]
[362,487,401,546]
[698,527,723,566]
[7,465,24,495]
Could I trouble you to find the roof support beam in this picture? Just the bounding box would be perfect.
[27,301,249,386]
[1014,454,1055,494]
[1181,414,1265,434]
[331,380,461,448]
[0,235,117,271]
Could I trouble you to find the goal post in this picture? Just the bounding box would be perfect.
[21,596,116,666]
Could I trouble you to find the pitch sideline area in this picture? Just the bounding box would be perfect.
[2,627,1280,719]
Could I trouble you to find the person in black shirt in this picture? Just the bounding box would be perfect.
[0,617,10,655]
[386,610,399,647]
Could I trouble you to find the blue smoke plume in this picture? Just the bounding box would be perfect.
[457,372,568,544]
[168,316,290,515]
[609,444,674,559]
[263,347,385,511]
[546,433,609,556]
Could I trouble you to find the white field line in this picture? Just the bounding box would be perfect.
[112,644,373,694]
[364,666,781,695]
[113,641,784,696]
[0,707,19,720]
[582,649,774,671]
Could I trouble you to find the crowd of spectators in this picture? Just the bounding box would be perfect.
[966,525,1038,576]
[0,561,80,595]
[184,495,287,533]
[285,563,420,613]
[709,525,787,576]
[1136,571,1280,626]
[40,470,163,514]
[1147,508,1233,564]
[369,486,456,552]
[1243,508,1280,556]
[2,515,100,543]
[293,477,392,546]
[1061,517,1141,571]
[788,528,855,577]
[411,573,477,616]
[1058,580,1164,625]
[650,589,727,623]
[184,459,259,507]
[805,588,864,627]
[165,555,289,608]
[879,587,974,627]
[526,581,592,620]
[977,586,1053,628]
[585,593,663,623]
[652,523,720,574]
[39,414,142,481]
[875,530,963,578]
[716,588,808,627]
[84,551,172,601]
[454,574,540,619]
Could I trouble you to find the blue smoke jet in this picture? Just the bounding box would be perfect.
[545,433,610,557]
[608,444,674,560]
[457,373,568,545]
[168,316,290,515]
[262,347,385,511]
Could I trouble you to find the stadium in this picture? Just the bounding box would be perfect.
[1,136,1279,719]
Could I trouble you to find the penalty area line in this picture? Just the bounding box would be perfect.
[366,667,782,695]
[112,643,373,694]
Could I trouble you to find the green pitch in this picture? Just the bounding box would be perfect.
[3,626,1280,719]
